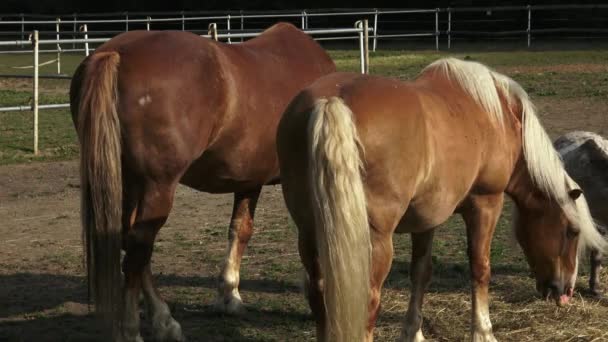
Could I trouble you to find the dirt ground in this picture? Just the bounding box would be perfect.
[1,95,607,341]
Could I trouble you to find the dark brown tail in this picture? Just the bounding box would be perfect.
[76,51,122,333]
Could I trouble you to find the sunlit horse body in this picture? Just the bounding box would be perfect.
[69,23,335,341]
[555,131,608,295]
[277,58,607,341]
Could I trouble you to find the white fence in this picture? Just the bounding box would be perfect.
[2,5,608,54]
[0,21,372,155]
[0,9,438,52]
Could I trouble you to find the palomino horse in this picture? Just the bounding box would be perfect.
[277,58,607,341]
[70,23,335,341]
[555,131,608,296]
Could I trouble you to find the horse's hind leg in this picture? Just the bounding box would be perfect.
[589,249,603,296]
[215,188,262,314]
[120,182,184,342]
[366,230,395,342]
[142,264,183,341]
[299,230,327,341]
[400,229,435,342]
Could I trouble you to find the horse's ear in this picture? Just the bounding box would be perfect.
[569,189,583,200]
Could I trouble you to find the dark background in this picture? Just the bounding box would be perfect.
[1,0,607,45]
[1,0,607,15]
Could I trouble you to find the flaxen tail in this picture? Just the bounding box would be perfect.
[75,51,122,333]
[307,97,371,341]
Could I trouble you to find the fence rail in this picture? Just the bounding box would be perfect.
[2,4,607,54]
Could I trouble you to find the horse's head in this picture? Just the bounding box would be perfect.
[513,182,602,306]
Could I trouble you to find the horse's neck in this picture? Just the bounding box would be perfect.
[505,157,543,210]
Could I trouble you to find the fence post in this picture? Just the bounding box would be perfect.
[208,23,218,41]
[301,11,305,29]
[32,30,39,156]
[21,14,25,48]
[363,19,369,74]
[81,24,90,56]
[125,13,129,32]
[56,18,61,75]
[181,11,185,31]
[435,8,439,51]
[372,9,378,52]
[240,10,244,42]
[305,10,309,29]
[146,16,151,31]
[72,14,77,49]
[226,15,232,44]
[527,5,531,47]
[356,21,365,74]
[448,8,452,49]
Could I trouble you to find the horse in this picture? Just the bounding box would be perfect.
[276,58,607,341]
[554,131,608,296]
[69,23,335,341]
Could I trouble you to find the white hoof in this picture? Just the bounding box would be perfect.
[213,293,246,315]
[473,331,497,342]
[116,333,144,342]
[400,328,427,342]
[153,316,185,342]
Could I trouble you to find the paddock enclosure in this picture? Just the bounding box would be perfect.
[1,13,608,342]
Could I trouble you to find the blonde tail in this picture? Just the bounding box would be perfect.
[307,97,371,341]
[75,51,122,333]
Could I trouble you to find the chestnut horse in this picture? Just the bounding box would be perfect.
[277,58,607,341]
[555,131,608,295]
[70,23,335,341]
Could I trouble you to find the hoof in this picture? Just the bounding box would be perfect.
[400,330,428,342]
[153,316,185,342]
[400,328,427,342]
[473,332,498,342]
[117,334,144,342]
[589,285,604,297]
[213,295,246,315]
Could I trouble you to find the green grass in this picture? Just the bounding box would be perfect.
[1,49,608,165]
[0,52,84,76]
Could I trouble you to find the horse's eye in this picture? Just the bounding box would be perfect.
[566,228,580,239]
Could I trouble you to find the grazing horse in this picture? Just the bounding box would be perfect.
[555,131,608,296]
[69,23,335,341]
[276,58,607,341]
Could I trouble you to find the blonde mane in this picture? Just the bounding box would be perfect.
[421,57,607,254]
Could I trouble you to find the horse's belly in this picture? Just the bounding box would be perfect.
[179,149,278,194]
[395,208,452,233]
[395,194,459,234]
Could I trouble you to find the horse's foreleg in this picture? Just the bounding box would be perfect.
[215,188,262,314]
[462,194,503,342]
[589,249,603,296]
[400,229,435,342]
[121,183,183,342]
